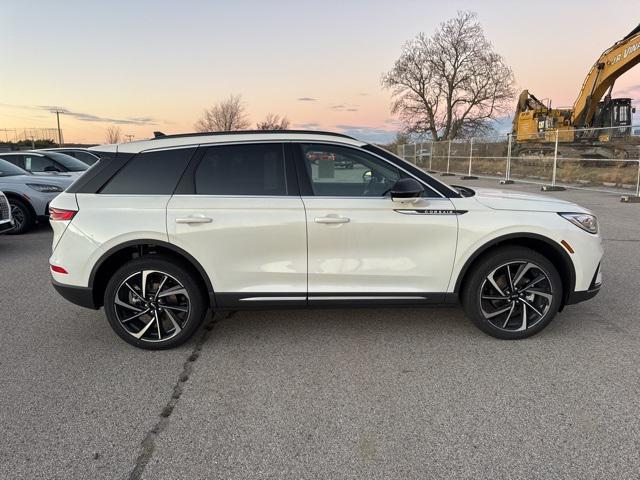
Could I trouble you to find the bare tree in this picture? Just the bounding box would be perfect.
[382,11,514,140]
[195,94,250,132]
[256,113,290,130]
[105,126,121,143]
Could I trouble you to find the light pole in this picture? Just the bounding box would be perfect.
[50,107,67,146]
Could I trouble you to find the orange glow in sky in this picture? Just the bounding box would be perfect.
[2,0,639,144]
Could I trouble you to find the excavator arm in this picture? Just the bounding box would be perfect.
[572,23,640,127]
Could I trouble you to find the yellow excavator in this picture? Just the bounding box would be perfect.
[513,23,640,158]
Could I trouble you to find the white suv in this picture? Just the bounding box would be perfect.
[49,131,603,349]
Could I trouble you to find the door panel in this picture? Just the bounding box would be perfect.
[303,196,459,297]
[167,196,307,300]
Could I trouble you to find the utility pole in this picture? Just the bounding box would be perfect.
[50,107,67,147]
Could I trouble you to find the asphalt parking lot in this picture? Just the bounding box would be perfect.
[1,178,639,480]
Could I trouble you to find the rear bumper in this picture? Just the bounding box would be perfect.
[52,279,98,309]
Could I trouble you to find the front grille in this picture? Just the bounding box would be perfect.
[0,195,9,221]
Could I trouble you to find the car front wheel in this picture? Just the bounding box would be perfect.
[104,256,207,349]
[7,198,35,234]
[461,246,563,339]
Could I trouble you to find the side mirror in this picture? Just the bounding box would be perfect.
[390,177,424,202]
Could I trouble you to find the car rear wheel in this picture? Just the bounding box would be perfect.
[461,246,563,339]
[7,198,34,235]
[104,256,207,349]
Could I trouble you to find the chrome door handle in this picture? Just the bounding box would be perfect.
[314,215,350,224]
[175,215,213,224]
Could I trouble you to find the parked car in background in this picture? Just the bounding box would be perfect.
[38,148,101,166]
[0,151,89,179]
[49,130,602,349]
[0,191,14,234]
[0,159,74,234]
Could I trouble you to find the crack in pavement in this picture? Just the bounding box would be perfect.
[603,238,640,243]
[127,311,233,480]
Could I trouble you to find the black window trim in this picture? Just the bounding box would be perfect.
[290,141,446,199]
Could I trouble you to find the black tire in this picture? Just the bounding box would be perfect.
[7,198,35,235]
[461,246,563,340]
[104,256,207,349]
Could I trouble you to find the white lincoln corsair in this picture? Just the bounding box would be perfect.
[49,131,603,349]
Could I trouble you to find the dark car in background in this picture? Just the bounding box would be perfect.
[38,148,101,165]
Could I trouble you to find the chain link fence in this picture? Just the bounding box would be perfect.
[0,128,60,144]
[398,125,640,197]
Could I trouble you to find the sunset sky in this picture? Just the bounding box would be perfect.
[2,0,639,144]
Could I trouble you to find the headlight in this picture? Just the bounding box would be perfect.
[559,212,598,234]
[26,183,63,193]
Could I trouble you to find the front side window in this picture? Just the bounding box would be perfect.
[100,148,194,195]
[300,143,413,197]
[195,143,287,196]
[24,155,59,172]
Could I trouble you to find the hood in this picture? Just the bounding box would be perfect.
[472,187,589,213]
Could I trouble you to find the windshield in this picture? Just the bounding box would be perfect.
[0,158,29,177]
[44,151,89,171]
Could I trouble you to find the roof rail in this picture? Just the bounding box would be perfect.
[147,129,356,141]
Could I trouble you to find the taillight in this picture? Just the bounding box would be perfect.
[49,207,77,221]
[51,265,68,274]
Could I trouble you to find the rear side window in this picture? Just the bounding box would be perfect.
[1,155,25,169]
[100,148,194,195]
[195,143,286,196]
[73,151,100,165]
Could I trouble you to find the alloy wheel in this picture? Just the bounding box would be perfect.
[113,270,191,343]
[10,204,25,231]
[479,261,553,332]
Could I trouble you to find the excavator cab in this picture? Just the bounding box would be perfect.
[593,98,634,137]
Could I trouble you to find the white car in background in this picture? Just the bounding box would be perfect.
[0,150,89,179]
[0,191,14,234]
[0,159,74,234]
[48,130,602,349]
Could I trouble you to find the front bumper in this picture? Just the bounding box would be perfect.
[52,279,98,309]
[0,219,14,233]
[565,262,602,305]
[565,286,601,305]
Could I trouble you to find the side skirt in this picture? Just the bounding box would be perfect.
[215,292,459,309]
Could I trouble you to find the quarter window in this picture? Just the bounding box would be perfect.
[300,144,415,197]
[100,148,194,195]
[195,143,287,196]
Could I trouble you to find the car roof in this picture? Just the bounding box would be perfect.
[0,151,44,156]
[41,147,95,152]
[89,130,366,154]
